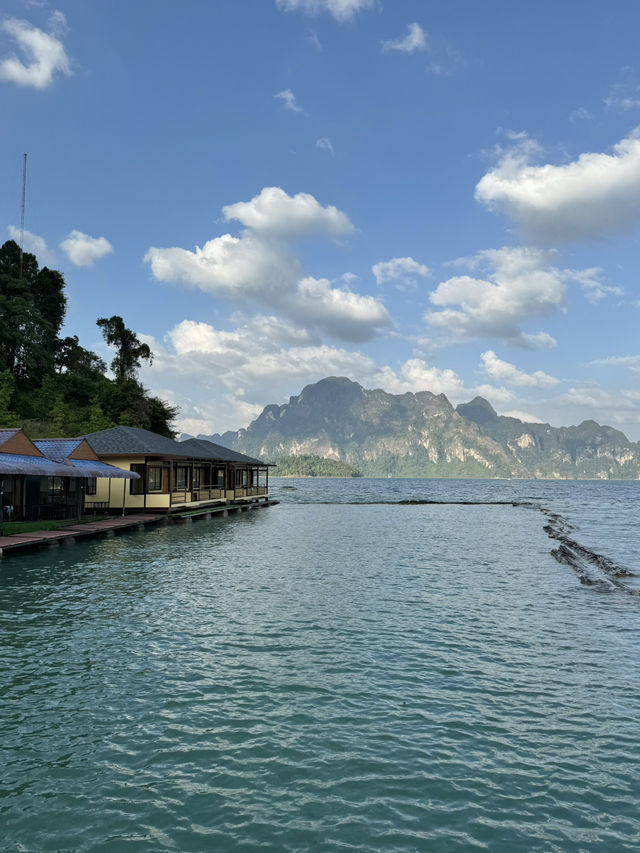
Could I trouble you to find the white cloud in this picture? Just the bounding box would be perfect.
[569,106,594,123]
[568,267,623,304]
[145,187,388,342]
[480,350,559,388]
[382,22,427,55]
[275,0,377,22]
[590,354,640,376]
[476,129,640,244]
[59,230,113,267]
[316,137,334,155]
[145,230,300,300]
[307,29,322,50]
[605,72,640,112]
[558,384,640,434]
[293,276,390,341]
[500,410,544,423]
[222,186,354,237]
[7,224,56,265]
[426,247,566,347]
[372,256,430,287]
[274,88,303,112]
[0,15,71,89]
[143,319,385,432]
[143,318,517,435]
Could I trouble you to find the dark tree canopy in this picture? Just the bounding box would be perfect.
[97,315,153,381]
[0,240,66,384]
[0,240,177,437]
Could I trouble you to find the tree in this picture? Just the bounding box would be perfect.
[0,241,177,437]
[0,370,18,427]
[0,240,66,387]
[97,315,152,381]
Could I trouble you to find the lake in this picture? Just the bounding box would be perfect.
[2,478,639,851]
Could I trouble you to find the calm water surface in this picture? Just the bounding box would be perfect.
[1,479,639,851]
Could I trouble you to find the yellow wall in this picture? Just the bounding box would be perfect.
[84,457,241,511]
[84,457,173,510]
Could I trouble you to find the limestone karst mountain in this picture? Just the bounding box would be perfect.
[189,377,640,479]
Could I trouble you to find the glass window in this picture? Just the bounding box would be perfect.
[193,468,201,488]
[175,466,188,490]
[86,478,97,495]
[130,464,145,495]
[148,467,162,492]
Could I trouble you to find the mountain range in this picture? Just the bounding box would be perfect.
[183,377,640,479]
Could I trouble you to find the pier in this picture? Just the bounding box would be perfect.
[0,500,277,557]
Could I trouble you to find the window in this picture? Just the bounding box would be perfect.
[47,477,65,502]
[216,468,225,489]
[235,468,247,488]
[147,467,162,492]
[175,466,188,490]
[193,467,201,488]
[130,464,145,495]
[86,478,97,496]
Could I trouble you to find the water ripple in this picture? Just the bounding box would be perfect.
[2,491,640,851]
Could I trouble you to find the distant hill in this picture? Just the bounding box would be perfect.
[183,376,640,479]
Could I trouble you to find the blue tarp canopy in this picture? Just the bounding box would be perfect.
[0,453,139,479]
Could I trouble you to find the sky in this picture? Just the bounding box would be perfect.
[2,1,640,439]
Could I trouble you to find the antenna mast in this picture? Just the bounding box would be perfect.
[19,153,27,279]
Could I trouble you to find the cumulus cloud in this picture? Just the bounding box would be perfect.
[142,317,516,435]
[476,129,640,244]
[145,187,388,342]
[480,350,559,387]
[382,22,427,55]
[426,247,566,347]
[274,88,303,112]
[143,319,385,432]
[7,225,56,265]
[0,15,71,89]
[316,137,334,155]
[60,230,113,267]
[372,256,430,288]
[275,0,377,22]
[223,186,354,237]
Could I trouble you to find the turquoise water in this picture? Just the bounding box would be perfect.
[2,479,640,851]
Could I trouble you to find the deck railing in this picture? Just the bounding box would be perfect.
[170,487,226,507]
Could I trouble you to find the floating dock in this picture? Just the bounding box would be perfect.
[0,501,276,557]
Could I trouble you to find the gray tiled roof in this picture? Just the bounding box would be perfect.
[33,438,84,463]
[84,426,267,465]
[84,426,195,458]
[0,428,20,447]
[179,438,268,466]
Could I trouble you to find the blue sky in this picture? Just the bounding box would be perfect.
[3,0,640,439]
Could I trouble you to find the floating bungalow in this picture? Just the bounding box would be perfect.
[82,426,272,515]
[0,428,138,523]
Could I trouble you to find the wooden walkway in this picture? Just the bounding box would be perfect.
[0,500,276,557]
[0,515,164,556]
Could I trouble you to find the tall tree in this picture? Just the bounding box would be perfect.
[97,315,152,381]
[0,240,66,384]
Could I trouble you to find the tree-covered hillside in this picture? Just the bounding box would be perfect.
[0,240,176,437]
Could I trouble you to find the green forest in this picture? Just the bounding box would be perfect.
[270,455,362,477]
[0,239,177,437]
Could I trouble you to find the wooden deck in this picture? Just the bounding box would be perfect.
[0,500,277,556]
